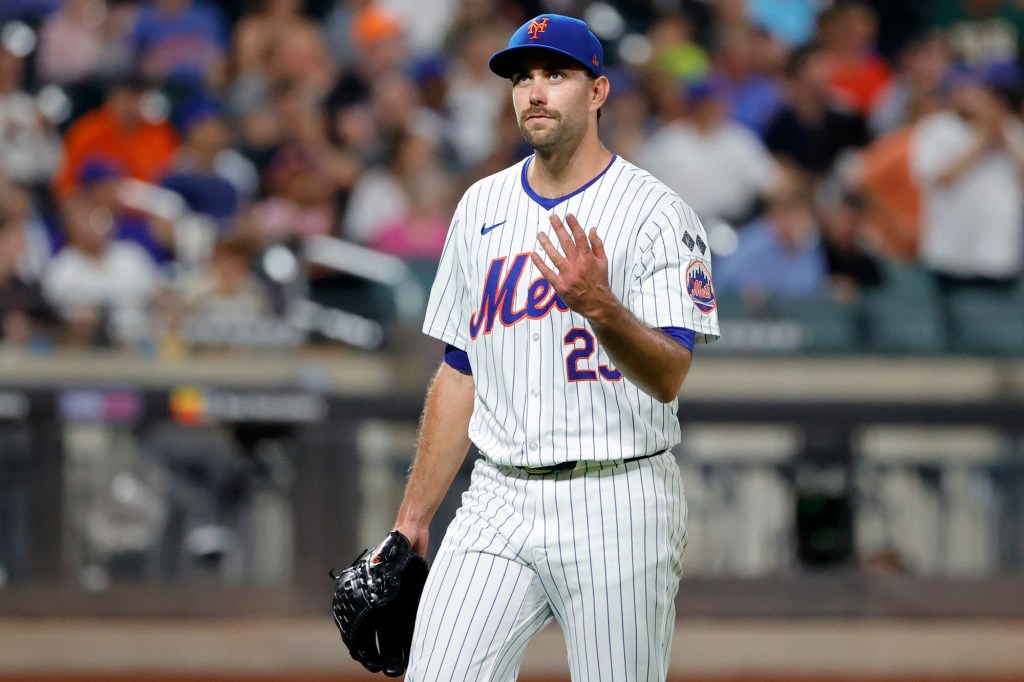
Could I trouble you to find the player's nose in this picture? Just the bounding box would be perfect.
[528,81,547,105]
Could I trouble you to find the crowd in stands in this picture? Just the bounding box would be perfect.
[1,0,1023,354]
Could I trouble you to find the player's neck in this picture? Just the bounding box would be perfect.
[528,134,612,199]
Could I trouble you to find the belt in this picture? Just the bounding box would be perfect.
[518,450,665,475]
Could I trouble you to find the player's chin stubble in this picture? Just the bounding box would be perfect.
[518,110,586,153]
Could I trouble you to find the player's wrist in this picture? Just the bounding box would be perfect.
[583,294,626,327]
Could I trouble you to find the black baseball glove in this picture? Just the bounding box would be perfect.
[330,530,428,677]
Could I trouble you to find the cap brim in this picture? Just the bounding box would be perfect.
[488,45,598,78]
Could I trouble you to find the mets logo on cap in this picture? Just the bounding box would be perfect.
[686,259,716,314]
[528,17,548,39]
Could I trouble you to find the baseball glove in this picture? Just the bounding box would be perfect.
[330,530,428,677]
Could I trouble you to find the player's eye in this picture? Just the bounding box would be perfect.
[548,71,564,82]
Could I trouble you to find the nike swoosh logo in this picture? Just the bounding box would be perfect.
[481,220,506,235]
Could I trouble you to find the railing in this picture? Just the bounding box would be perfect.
[1,358,1023,619]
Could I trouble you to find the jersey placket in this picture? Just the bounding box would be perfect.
[523,316,543,465]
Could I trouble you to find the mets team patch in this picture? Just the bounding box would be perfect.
[686,259,716,314]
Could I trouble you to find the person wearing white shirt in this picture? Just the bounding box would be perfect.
[911,79,1024,284]
[636,80,781,227]
[43,197,162,345]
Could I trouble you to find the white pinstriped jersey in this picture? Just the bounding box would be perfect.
[422,154,720,468]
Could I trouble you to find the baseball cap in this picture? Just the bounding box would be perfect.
[489,14,604,79]
[79,157,126,187]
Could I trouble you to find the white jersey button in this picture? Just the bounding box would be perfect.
[532,333,540,342]
[530,389,539,397]
[528,442,538,451]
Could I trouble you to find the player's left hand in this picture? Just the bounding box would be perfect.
[531,213,616,320]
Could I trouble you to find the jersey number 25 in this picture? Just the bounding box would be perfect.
[564,329,622,382]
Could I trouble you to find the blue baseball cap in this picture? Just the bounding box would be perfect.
[489,14,604,79]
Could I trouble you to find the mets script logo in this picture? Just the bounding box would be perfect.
[686,259,716,314]
[528,17,549,40]
[470,253,567,339]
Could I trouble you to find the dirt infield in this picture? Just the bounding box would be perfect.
[4,618,1024,680]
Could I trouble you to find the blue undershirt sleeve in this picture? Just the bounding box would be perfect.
[658,327,696,352]
[443,344,473,375]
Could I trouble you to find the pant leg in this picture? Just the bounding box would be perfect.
[407,459,554,682]
[535,453,687,682]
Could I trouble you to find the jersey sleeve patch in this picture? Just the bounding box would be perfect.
[443,344,472,375]
[685,259,716,314]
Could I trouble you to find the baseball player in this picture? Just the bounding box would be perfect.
[394,14,720,681]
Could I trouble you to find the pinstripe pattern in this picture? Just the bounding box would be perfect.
[406,453,686,681]
[423,155,720,469]
[413,154,710,680]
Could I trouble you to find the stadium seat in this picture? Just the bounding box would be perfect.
[946,290,1024,356]
[772,297,861,353]
[873,262,940,302]
[860,263,947,354]
[864,300,947,354]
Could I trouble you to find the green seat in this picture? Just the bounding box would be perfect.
[865,300,947,354]
[872,262,940,302]
[773,297,861,353]
[946,290,1024,355]
[714,294,772,321]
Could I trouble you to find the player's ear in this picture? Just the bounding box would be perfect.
[590,76,610,114]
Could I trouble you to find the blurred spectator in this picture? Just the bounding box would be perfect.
[74,158,178,265]
[166,95,257,212]
[180,234,271,321]
[928,0,1024,70]
[248,145,336,241]
[323,0,367,69]
[0,181,53,280]
[323,3,408,132]
[765,44,870,177]
[0,0,60,19]
[710,22,785,136]
[869,30,948,136]
[602,70,652,162]
[817,194,883,299]
[647,13,710,83]
[444,25,506,169]
[745,0,820,47]
[130,0,229,89]
[368,171,451,260]
[0,206,54,349]
[342,131,439,244]
[54,76,180,198]
[372,70,443,147]
[271,78,362,195]
[234,0,334,99]
[818,2,892,116]
[36,0,135,85]
[637,79,781,227]
[0,45,62,187]
[377,0,455,59]
[849,125,923,261]
[643,69,690,128]
[42,195,163,346]
[910,76,1024,288]
[349,2,408,78]
[714,187,829,298]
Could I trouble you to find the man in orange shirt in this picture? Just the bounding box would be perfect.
[853,125,922,261]
[54,76,179,198]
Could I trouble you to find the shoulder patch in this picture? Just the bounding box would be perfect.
[686,259,716,314]
[695,234,706,255]
[682,231,695,251]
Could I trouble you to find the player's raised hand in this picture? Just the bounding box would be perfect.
[531,213,616,320]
